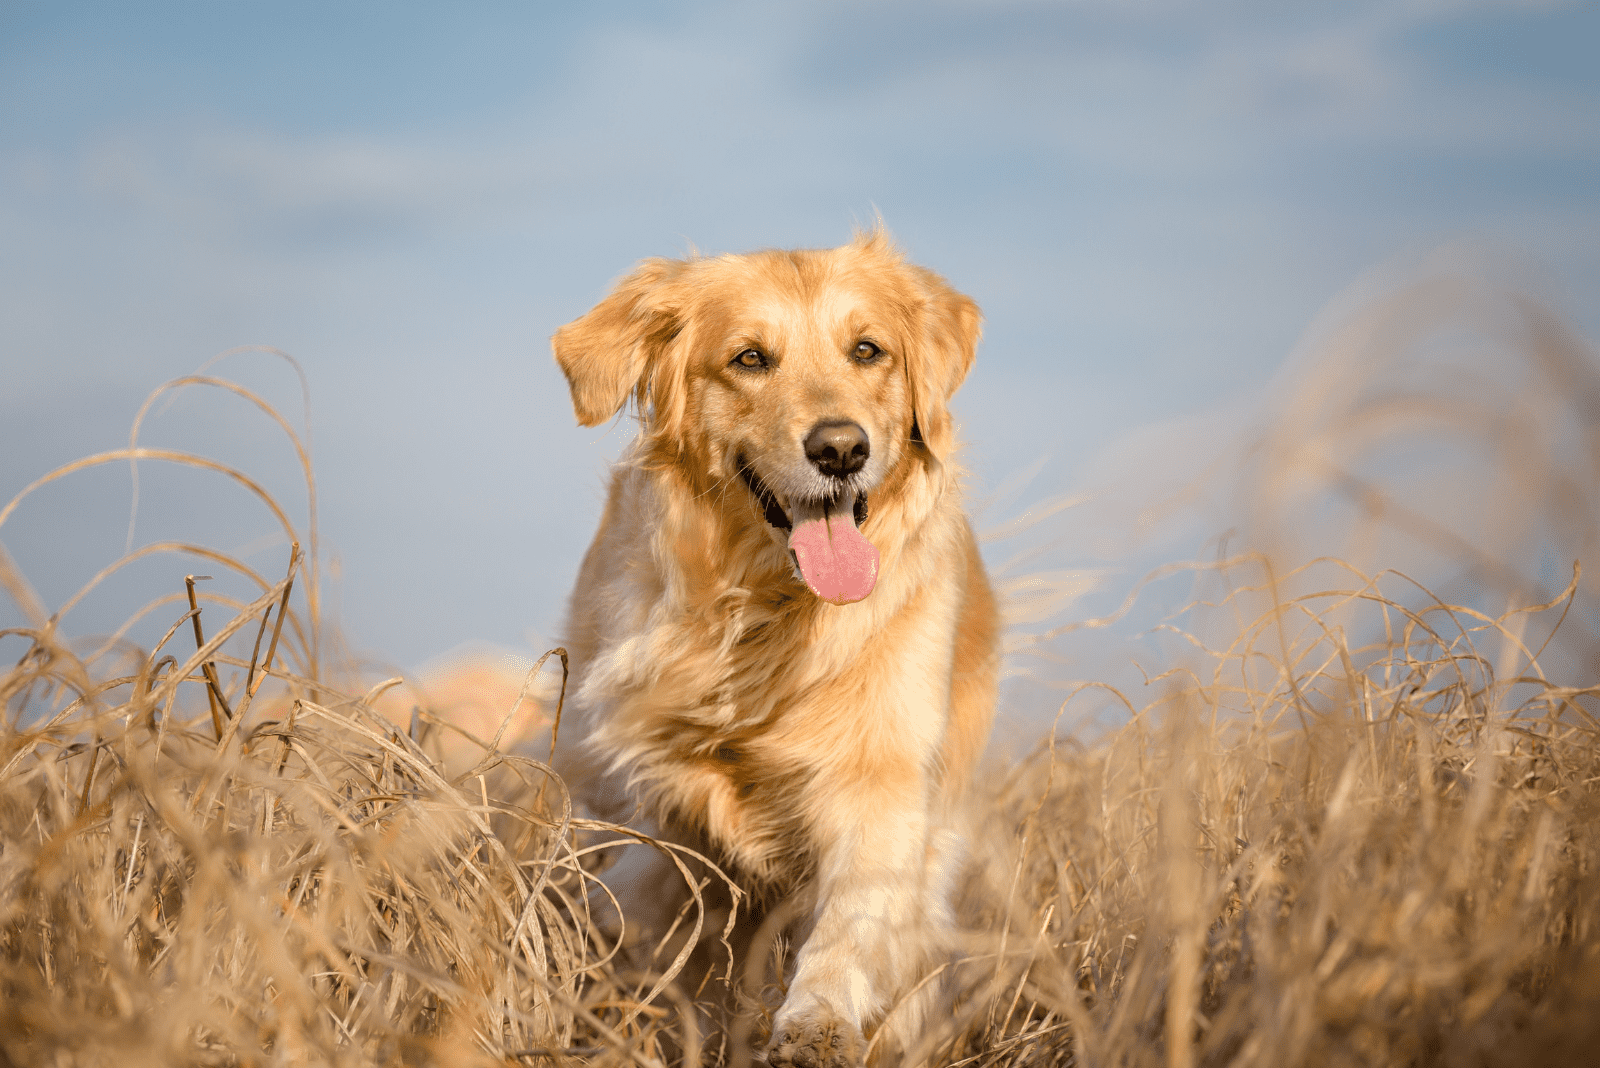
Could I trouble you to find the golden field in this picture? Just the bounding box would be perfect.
[3,269,1598,1067]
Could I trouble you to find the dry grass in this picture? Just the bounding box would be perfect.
[3,272,1598,1066]
[939,556,1600,1068]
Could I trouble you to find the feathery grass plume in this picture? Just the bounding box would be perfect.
[929,258,1600,1067]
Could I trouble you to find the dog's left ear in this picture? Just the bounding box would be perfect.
[552,258,683,427]
[906,266,982,463]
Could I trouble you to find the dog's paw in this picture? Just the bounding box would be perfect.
[765,1014,862,1068]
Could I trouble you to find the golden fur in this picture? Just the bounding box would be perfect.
[552,231,999,1066]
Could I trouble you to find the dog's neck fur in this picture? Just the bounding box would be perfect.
[563,432,967,885]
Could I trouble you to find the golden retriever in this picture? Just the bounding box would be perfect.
[552,230,999,1066]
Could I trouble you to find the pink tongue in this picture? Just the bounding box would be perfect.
[788,508,879,604]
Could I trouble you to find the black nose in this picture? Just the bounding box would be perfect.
[804,421,870,478]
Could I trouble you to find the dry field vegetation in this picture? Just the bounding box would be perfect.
[3,276,1599,1067]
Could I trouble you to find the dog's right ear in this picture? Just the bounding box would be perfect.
[552,259,683,427]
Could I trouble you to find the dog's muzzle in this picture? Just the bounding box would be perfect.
[736,460,868,531]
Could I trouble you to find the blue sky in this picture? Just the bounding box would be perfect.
[2,0,1597,681]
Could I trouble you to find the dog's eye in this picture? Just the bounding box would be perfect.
[732,348,768,369]
[853,341,882,362]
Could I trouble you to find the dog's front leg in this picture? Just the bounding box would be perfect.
[766,765,947,1068]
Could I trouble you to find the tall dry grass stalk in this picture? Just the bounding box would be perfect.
[0,540,733,1066]
[0,369,720,1067]
[3,272,1599,1066]
[937,556,1600,1068]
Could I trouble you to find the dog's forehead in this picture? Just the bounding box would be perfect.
[700,258,908,347]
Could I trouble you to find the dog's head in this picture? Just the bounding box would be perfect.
[553,230,980,605]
